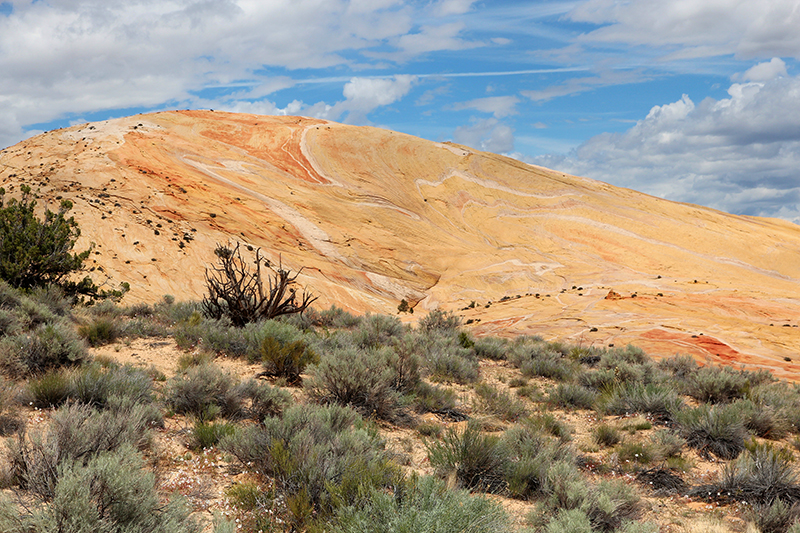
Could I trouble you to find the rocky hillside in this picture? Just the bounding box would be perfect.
[2,110,800,378]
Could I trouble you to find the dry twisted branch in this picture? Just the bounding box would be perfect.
[202,242,317,327]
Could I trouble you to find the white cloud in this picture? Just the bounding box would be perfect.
[453,95,519,117]
[453,118,515,153]
[532,74,800,221]
[0,0,471,148]
[219,74,417,125]
[736,57,788,82]
[433,0,476,17]
[329,75,417,123]
[568,0,800,60]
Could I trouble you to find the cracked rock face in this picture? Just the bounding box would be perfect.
[3,110,800,378]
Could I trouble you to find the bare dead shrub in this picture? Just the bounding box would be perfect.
[202,243,316,327]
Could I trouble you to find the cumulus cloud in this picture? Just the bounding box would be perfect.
[453,118,514,153]
[0,0,470,147]
[568,0,800,60]
[328,75,417,123]
[532,74,800,221]
[219,74,417,125]
[736,57,788,82]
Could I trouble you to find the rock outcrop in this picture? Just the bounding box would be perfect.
[2,110,800,378]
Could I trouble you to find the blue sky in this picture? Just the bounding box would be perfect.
[1,0,799,222]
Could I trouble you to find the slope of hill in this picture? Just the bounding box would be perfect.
[2,110,800,378]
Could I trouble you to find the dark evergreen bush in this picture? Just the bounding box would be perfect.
[0,186,91,292]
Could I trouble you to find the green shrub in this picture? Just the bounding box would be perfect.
[420,333,479,384]
[502,419,574,499]
[651,429,686,459]
[78,316,121,347]
[426,420,507,493]
[223,480,282,532]
[616,441,655,466]
[259,336,318,384]
[7,402,153,499]
[331,476,511,533]
[410,380,457,414]
[354,313,405,348]
[658,354,698,378]
[418,309,462,333]
[749,499,800,533]
[682,364,772,404]
[549,383,598,410]
[585,480,642,532]
[0,445,201,533]
[305,346,402,421]
[542,459,589,510]
[26,368,74,408]
[521,352,579,382]
[0,321,87,377]
[222,403,398,527]
[165,363,243,421]
[191,420,235,450]
[579,368,617,391]
[529,413,572,441]
[545,508,593,533]
[313,305,362,329]
[736,398,790,440]
[674,403,747,460]
[0,185,92,293]
[594,424,622,447]
[473,336,509,361]
[599,383,683,422]
[238,379,292,421]
[691,443,800,505]
[474,382,528,422]
[70,362,155,409]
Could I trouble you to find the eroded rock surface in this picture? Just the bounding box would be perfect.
[2,110,800,377]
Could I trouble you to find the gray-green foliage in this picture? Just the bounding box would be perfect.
[502,418,575,499]
[473,336,508,360]
[674,403,747,459]
[0,445,200,533]
[0,320,87,377]
[331,475,511,533]
[681,364,774,404]
[549,383,598,410]
[305,345,402,420]
[165,362,243,421]
[599,383,683,422]
[222,403,399,526]
[420,332,479,383]
[6,402,153,499]
[426,420,507,493]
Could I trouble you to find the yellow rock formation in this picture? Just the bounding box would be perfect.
[2,110,800,378]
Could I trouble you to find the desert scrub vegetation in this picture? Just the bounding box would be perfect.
[221,403,402,529]
[5,282,800,533]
